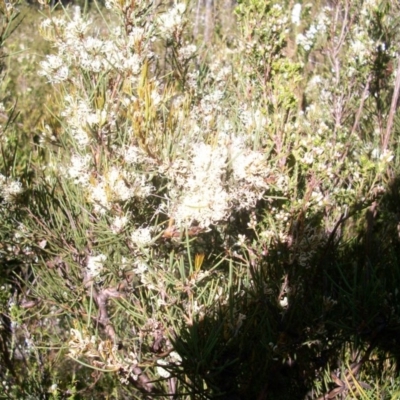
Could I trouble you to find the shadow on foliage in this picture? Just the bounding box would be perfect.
[173,176,400,399]
[1,178,400,399]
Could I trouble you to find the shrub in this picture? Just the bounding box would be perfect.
[1,0,400,398]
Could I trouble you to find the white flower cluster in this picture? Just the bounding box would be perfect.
[66,150,153,215]
[68,153,91,185]
[178,44,197,62]
[157,3,186,38]
[291,3,302,26]
[39,12,151,84]
[199,89,225,124]
[132,259,155,288]
[0,174,23,204]
[165,137,271,228]
[130,227,152,247]
[229,137,271,208]
[88,166,152,214]
[350,26,375,65]
[120,145,146,166]
[296,25,317,51]
[270,4,289,27]
[61,95,98,147]
[156,351,182,379]
[68,328,97,358]
[39,7,175,219]
[110,215,129,234]
[86,253,107,279]
[39,54,69,84]
[167,142,229,228]
[296,8,329,51]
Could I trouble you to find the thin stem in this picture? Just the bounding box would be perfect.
[383,54,400,151]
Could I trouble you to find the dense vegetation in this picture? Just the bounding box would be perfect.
[1,0,400,398]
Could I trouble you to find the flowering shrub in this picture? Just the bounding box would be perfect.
[1,0,400,398]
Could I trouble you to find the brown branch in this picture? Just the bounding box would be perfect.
[84,275,154,393]
[351,74,372,137]
[382,54,400,151]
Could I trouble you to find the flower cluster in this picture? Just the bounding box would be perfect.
[295,8,329,52]
[68,327,139,379]
[164,137,271,228]
[157,2,186,39]
[0,174,23,204]
[87,166,152,214]
[86,253,107,279]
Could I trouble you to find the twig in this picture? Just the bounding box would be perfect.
[351,74,372,137]
[84,274,154,393]
[382,54,400,151]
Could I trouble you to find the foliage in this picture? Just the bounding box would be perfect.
[1,0,400,399]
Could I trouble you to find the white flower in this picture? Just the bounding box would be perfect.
[61,96,92,146]
[123,54,141,75]
[87,254,107,278]
[122,145,142,165]
[380,150,394,163]
[112,177,133,201]
[68,153,91,185]
[303,152,314,164]
[133,261,147,275]
[165,136,272,228]
[120,257,131,269]
[87,166,152,213]
[178,44,197,61]
[156,359,170,378]
[89,180,110,214]
[170,351,182,365]
[166,142,230,228]
[110,215,129,234]
[86,109,107,126]
[65,14,91,38]
[236,234,246,247]
[316,9,330,33]
[158,3,186,38]
[39,55,69,83]
[371,148,380,159]
[131,227,152,247]
[48,383,58,394]
[0,175,23,203]
[291,3,302,26]
[279,296,288,308]
[128,27,145,47]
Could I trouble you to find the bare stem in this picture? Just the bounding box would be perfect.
[84,275,154,393]
[351,74,372,137]
[383,54,400,151]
